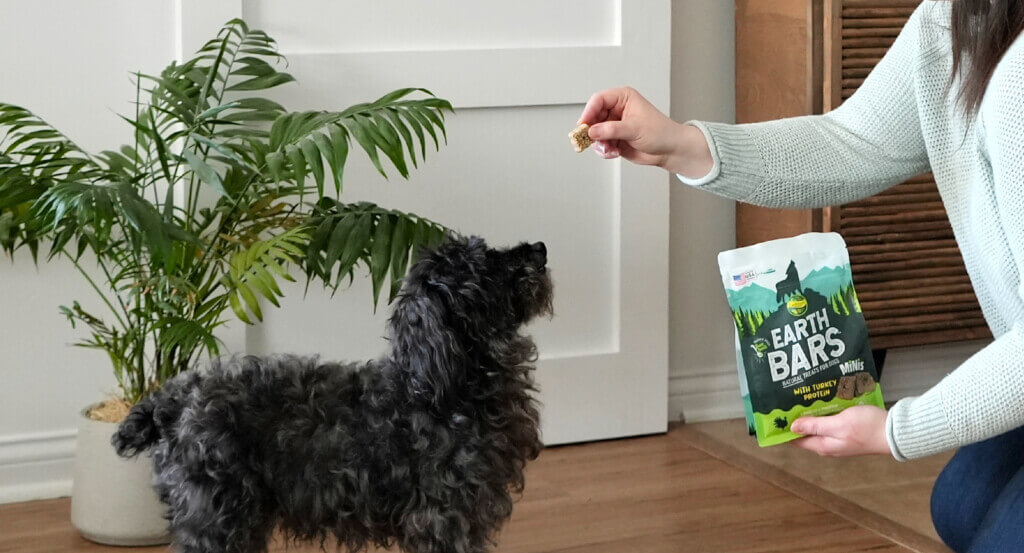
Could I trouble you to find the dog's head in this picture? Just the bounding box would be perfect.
[398,236,553,333]
[388,236,552,410]
[389,236,545,479]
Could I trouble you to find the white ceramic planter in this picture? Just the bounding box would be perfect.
[70,405,170,546]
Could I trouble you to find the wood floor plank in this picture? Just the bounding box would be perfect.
[544,522,914,553]
[497,434,908,553]
[0,432,909,553]
[674,421,952,553]
[849,480,942,544]
[684,420,953,493]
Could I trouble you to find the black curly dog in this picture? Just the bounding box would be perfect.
[113,237,552,553]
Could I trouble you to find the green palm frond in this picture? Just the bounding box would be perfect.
[220,226,306,323]
[156,316,222,363]
[305,199,448,307]
[263,88,453,196]
[33,181,195,270]
[142,19,292,135]
[0,104,102,255]
[0,104,98,179]
[119,18,293,208]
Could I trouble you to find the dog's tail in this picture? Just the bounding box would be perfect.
[112,394,162,457]
[113,373,198,457]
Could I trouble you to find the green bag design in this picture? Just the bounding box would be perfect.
[718,232,884,447]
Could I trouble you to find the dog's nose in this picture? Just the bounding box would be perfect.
[531,242,547,266]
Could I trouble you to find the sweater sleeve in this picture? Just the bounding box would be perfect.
[679,6,930,209]
[886,45,1024,461]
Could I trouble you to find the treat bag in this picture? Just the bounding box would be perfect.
[718,232,884,447]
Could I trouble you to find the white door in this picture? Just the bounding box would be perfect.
[181,0,670,445]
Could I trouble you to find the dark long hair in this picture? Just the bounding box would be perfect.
[950,0,1024,114]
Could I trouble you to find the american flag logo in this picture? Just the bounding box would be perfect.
[732,273,749,286]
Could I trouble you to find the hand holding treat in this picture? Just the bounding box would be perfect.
[576,87,713,179]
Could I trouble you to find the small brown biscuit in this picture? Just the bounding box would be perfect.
[569,123,594,153]
[836,376,857,400]
[855,372,876,396]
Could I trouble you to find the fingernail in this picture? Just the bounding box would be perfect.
[594,142,606,154]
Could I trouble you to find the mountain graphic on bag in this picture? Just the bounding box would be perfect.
[718,232,884,447]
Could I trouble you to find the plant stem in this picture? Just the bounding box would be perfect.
[189,162,268,283]
[67,254,128,329]
[92,254,132,326]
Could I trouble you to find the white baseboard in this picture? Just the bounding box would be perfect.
[0,429,76,504]
[669,368,743,422]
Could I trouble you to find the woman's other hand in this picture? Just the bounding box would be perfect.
[790,405,892,457]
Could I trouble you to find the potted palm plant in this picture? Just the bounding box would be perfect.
[0,19,450,545]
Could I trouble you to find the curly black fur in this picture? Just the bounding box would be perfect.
[113,237,552,553]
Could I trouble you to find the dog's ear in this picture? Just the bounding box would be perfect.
[389,293,467,411]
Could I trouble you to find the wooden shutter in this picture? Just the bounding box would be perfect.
[822,0,991,348]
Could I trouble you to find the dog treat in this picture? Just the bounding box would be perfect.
[718,232,884,447]
[568,123,593,152]
[855,371,876,395]
[836,376,857,400]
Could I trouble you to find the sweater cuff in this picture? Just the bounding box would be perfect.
[675,120,765,201]
[886,393,961,461]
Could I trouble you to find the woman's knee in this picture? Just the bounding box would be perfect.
[931,458,983,552]
[930,427,1024,552]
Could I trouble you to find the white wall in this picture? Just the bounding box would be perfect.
[667,0,741,421]
[0,1,177,503]
[666,0,987,422]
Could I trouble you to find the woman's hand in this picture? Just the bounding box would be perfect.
[790,405,891,457]
[578,87,714,179]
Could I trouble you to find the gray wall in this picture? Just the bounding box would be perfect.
[668,0,740,420]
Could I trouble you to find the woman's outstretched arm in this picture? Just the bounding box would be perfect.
[580,5,931,209]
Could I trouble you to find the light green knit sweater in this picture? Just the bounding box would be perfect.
[680,2,1024,460]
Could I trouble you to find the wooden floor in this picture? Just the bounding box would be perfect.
[682,420,953,553]
[0,423,940,553]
